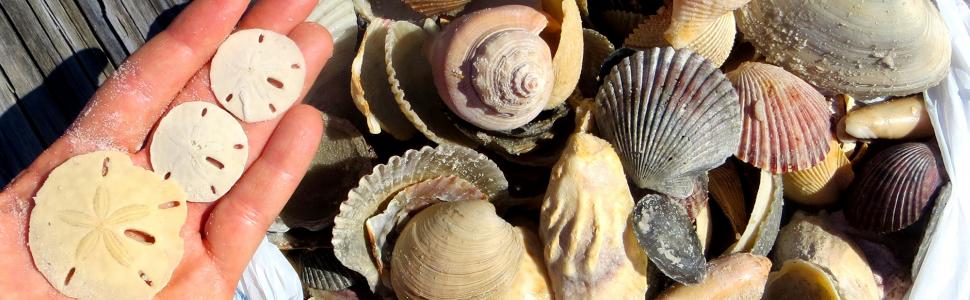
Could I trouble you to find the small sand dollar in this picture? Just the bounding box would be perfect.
[29,151,188,300]
[150,101,248,202]
[210,28,306,122]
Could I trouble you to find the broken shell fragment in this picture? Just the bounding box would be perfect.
[728,171,783,256]
[845,142,944,234]
[543,0,585,109]
[783,141,854,206]
[390,200,523,299]
[595,47,742,198]
[402,0,469,17]
[658,253,771,300]
[626,8,736,67]
[736,0,951,98]
[727,62,833,174]
[665,0,749,49]
[541,132,649,298]
[843,94,934,140]
[765,259,841,300]
[633,193,707,285]
[709,162,747,234]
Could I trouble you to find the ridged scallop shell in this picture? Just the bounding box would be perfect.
[544,0,585,109]
[664,0,749,48]
[390,200,523,299]
[430,5,553,131]
[845,142,944,234]
[594,47,742,198]
[658,253,771,300]
[633,193,707,285]
[332,145,509,290]
[402,0,469,17]
[727,171,783,256]
[783,141,854,206]
[300,249,359,291]
[541,132,649,298]
[626,8,735,67]
[765,259,841,300]
[351,19,417,139]
[708,162,747,234]
[842,94,934,140]
[727,62,833,174]
[579,29,615,97]
[736,0,951,98]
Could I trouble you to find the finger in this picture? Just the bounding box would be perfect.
[202,105,323,275]
[237,0,319,33]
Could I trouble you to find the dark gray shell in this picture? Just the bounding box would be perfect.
[594,47,742,198]
[451,102,573,158]
[633,193,708,285]
[301,249,359,291]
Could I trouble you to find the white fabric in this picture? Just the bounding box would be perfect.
[234,237,303,300]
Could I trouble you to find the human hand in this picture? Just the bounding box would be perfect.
[0,0,332,298]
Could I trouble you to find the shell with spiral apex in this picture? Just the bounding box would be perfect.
[594,47,742,198]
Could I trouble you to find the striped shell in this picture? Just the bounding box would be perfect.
[626,8,736,67]
[595,47,742,198]
[665,0,750,48]
[727,62,833,174]
[351,19,416,139]
[783,141,854,206]
[709,162,747,234]
[402,0,469,17]
[845,142,944,234]
[301,249,359,291]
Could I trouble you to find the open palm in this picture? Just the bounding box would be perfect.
[0,0,333,298]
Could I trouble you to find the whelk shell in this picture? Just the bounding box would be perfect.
[765,259,841,300]
[842,94,934,140]
[626,8,736,67]
[664,0,749,49]
[389,200,523,299]
[727,62,833,174]
[845,142,944,234]
[595,47,742,198]
[657,253,771,300]
[736,0,951,98]
[727,170,783,256]
[402,0,469,17]
[332,145,508,290]
[783,141,854,206]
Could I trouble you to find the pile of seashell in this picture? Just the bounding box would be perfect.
[277,0,954,299]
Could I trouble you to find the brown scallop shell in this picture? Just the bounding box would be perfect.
[845,142,944,234]
[726,62,833,174]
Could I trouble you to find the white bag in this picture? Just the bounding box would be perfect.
[233,237,303,300]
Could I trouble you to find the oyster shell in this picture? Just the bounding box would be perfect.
[765,259,841,300]
[774,212,881,300]
[402,0,469,17]
[595,47,742,198]
[332,145,508,290]
[845,142,944,234]
[389,200,523,299]
[351,19,417,139]
[736,0,951,98]
[842,94,934,140]
[541,132,649,298]
[708,162,747,234]
[783,141,854,206]
[301,249,360,292]
[626,8,736,67]
[665,0,749,49]
[658,253,771,300]
[633,193,707,284]
[727,62,833,174]
[510,227,553,300]
[727,170,783,256]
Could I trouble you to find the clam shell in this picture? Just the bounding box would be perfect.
[664,0,749,48]
[385,20,476,147]
[332,145,509,290]
[402,0,469,17]
[843,94,934,140]
[541,132,649,298]
[579,29,615,97]
[544,0,585,109]
[658,253,771,300]
[774,212,881,300]
[783,141,854,206]
[594,47,742,198]
[736,0,951,98]
[626,8,735,67]
[708,162,747,234]
[727,62,833,174]
[728,170,783,256]
[765,259,841,300]
[301,249,359,291]
[351,19,417,139]
[633,193,707,284]
[845,142,944,234]
[390,200,523,299]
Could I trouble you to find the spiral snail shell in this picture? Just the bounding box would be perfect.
[431,5,554,131]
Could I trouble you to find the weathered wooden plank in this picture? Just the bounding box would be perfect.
[0,70,44,188]
[47,0,116,84]
[74,0,131,66]
[99,0,148,53]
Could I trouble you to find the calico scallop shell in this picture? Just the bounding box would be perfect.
[842,94,934,140]
[708,162,747,234]
[845,142,944,234]
[332,145,508,290]
[664,0,749,48]
[594,47,742,198]
[765,259,841,300]
[390,200,523,299]
[402,0,469,17]
[783,141,854,206]
[658,253,771,300]
[626,8,736,67]
[633,193,707,285]
[736,0,951,99]
[430,5,553,131]
[727,170,783,256]
[300,249,359,291]
[727,62,833,174]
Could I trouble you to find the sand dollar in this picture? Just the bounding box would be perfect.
[210,28,306,122]
[29,151,188,300]
[150,101,248,202]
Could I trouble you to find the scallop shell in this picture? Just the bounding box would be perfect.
[773,212,881,300]
[301,249,359,291]
[658,253,771,300]
[783,141,854,206]
[664,0,749,48]
[633,193,707,284]
[541,132,649,298]
[352,0,424,21]
[625,8,735,67]
[842,94,934,140]
[402,0,469,17]
[597,10,646,42]
[389,200,523,299]
[579,29,615,97]
[543,0,585,109]
[728,170,783,256]
[332,145,509,290]
[430,5,554,131]
[351,19,417,139]
[845,142,944,234]
[385,20,476,146]
[708,162,747,234]
[727,62,833,174]
[736,0,951,98]
[305,0,361,127]
[765,259,841,300]
[594,47,742,198]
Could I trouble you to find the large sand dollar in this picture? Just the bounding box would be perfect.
[210,28,306,122]
[29,151,188,300]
